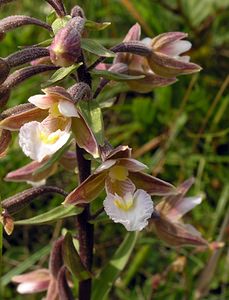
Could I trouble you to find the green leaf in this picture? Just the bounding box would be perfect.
[79,101,105,145]
[15,205,83,225]
[32,136,73,176]
[1,245,51,286]
[43,63,82,87]
[52,15,72,35]
[46,10,56,26]
[81,38,115,57]
[92,232,138,300]
[90,70,145,82]
[63,232,92,280]
[85,19,111,31]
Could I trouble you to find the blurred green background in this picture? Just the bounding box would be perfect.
[1,0,229,299]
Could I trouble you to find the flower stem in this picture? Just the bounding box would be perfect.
[76,51,93,300]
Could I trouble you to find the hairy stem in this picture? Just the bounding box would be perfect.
[76,51,94,300]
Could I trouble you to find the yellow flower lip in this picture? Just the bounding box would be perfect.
[49,102,62,118]
[39,131,59,144]
[109,165,129,182]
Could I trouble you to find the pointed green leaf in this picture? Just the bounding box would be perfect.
[85,19,111,31]
[79,101,104,145]
[1,245,51,286]
[63,232,92,280]
[43,63,83,87]
[52,15,72,35]
[46,10,56,26]
[81,38,115,57]
[90,70,145,82]
[33,136,73,176]
[92,232,138,300]
[15,205,83,225]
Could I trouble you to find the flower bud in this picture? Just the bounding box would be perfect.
[0,86,10,107]
[0,58,10,84]
[49,18,84,67]
[68,82,92,103]
[57,266,74,300]
[71,5,85,18]
[49,237,64,278]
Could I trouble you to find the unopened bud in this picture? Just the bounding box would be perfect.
[71,5,85,18]
[49,237,64,278]
[49,17,84,67]
[0,86,10,107]
[57,266,74,300]
[68,82,92,103]
[0,58,10,84]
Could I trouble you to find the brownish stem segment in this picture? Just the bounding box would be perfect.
[76,51,93,300]
[76,147,94,300]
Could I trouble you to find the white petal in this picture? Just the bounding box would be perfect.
[58,100,79,117]
[160,40,192,57]
[19,121,70,162]
[141,37,152,47]
[17,280,49,294]
[167,196,202,221]
[26,179,46,187]
[103,189,154,231]
[28,95,54,109]
[177,55,190,62]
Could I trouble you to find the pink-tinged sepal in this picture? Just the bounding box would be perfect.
[0,104,48,131]
[105,145,132,160]
[71,111,99,158]
[156,177,201,221]
[127,70,177,93]
[63,172,107,205]
[115,23,141,64]
[153,216,208,247]
[12,269,51,294]
[147,32,202,78]
[129,172,176,196]
[0,129,11,157]
[59,151,77,171]
[5,159,57,184]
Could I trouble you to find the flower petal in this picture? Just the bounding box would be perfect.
[5,159,57,183]
[129,171,176,195]
[157,40,191,56]
[94,159,116,173]
[118,158,147,172]
[105,145,132,160]
[58,100,79,117]
[165,196,202,222]
[19,121,70,162]
[105,177,135,197]
[71,111,99,158]
[153,217,208,247]
[103,189,154,231]
[0,129,11,157]
[28,94,55,109]
[63,171,107,205]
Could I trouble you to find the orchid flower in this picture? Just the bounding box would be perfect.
[151,178,208,247]
[114,23,177,93]
[63,145,176,231]
[146,32,202,78]
[64,145,176,205]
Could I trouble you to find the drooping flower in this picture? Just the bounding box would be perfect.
[113,23,177,93]
[64,145,176,205]
[146,32,202,78]
[104,189,154,231]
[150,178,208,247]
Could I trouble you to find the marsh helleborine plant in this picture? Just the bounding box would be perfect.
[0,1,209,299]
